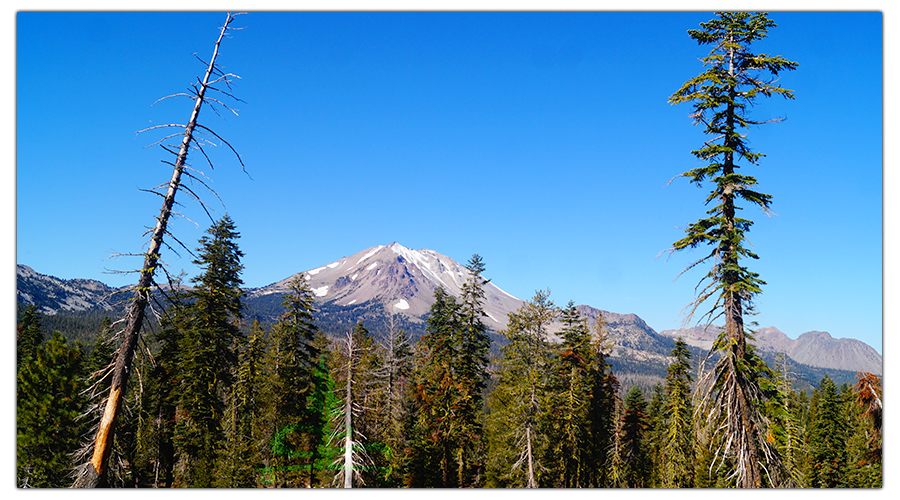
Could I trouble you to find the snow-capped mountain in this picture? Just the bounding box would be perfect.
[248,242,524,332]
[17,244,883,380]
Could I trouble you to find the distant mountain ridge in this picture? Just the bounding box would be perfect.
[658,325,882,375]
[16,264,120,315]
[16,244,882,378]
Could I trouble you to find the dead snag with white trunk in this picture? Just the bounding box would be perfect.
[74,12,246,488]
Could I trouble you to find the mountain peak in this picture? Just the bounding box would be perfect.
[249,243,522,331]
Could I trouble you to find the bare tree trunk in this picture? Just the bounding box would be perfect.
[74,13,240,488]
[525,425,536,488]
[342,363,354,489]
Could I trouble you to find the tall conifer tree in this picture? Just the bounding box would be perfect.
[660,339,695,487]
[485,289,556,488]
[669,12,797,488]
[264,274,326,487]
[172,215,245,487]
[406,286,462,487]
[17,332,87,487]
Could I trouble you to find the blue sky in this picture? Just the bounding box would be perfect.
[14,10,885,353]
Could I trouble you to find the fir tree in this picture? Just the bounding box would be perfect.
[405,286,463,487]
[17,332,87,487]
[618,386,652,488]
[660,339,695,487]
[455,254,492,486]
[173,215,245,487]
[806,376,847,487]
[669,11,797,488]
[263,274,326,487]
[546,301,592,487]
[485,289,556,488]
[585,310,617,487]
[217,318,269,487]
[17,304,44,369]
[645,383,666,487]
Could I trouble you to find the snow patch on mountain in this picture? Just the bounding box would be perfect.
[394,299,410,310]
[307,266,326,276]
[357,246,384,265]
[312,285,329,297]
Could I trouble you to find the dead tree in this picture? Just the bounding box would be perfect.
[74,12,246,488]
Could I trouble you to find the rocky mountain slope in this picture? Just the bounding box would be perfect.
[16,264,120,315]
[247,242,524,333]
[658,325,882,375]
[17,244,882,378]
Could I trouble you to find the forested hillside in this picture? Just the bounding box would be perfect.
[15,11,882,489]
[16,215,882,487]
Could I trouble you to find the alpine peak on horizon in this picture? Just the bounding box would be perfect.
[248,242,524,332]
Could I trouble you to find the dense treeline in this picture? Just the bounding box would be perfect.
[16,216,881,488]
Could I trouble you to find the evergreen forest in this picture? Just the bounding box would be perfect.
[15,11,882,489]
[15,215,883,488]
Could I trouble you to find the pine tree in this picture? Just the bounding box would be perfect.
[617,386,652,488]
[17,304,44,369]
[217,318,268,487]
[806,376,847,487]
[485,289,556,488]
[669,12,797,488]
[455,254,492,486]
[17,332,87,487]
[405,286,463,487]
[173,215,245,487]
[660,339,695,487]
[263,274,325,487]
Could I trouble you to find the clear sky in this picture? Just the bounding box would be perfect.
[14,8,885,354]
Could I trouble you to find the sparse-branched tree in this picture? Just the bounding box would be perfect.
[485,289,557,488]
[74,13,247,487]
[669,11,797,488]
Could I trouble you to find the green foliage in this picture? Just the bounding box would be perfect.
[615,386,652,487]
[805,376,847,487]
[17,331,87,487]
[169,216,246,487]
[405,257,492,488]
[17,304,44,368]
[260,275,332,487]
[659,339,695,487]
[485,290,556,488]
[670,12,797,488]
